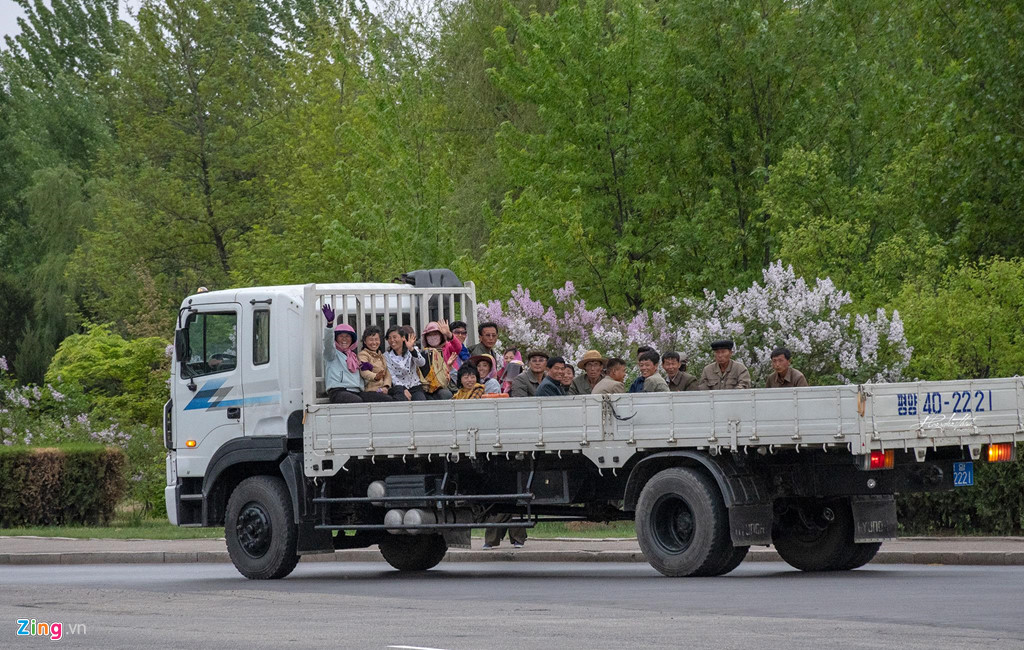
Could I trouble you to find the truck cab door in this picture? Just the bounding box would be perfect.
[173,304,244,456]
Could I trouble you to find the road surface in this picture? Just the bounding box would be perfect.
[3,562,1022,648]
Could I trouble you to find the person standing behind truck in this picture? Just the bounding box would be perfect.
[321,306,391,403]
[385,325,427,401]
[765,347,809,388]
[509,350,548,397]
[357,326,394,400]
[698,340,751,390]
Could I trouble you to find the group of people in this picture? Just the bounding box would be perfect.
[322,308,809,550]
[323,305,808,405]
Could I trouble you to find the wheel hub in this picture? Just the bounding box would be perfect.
[651,494,695,554]
[236,502,273,558]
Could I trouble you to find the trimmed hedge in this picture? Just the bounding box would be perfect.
[0,445,127,527]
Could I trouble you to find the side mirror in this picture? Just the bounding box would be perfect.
[174,329,187,362]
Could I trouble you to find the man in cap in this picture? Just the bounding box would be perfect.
[766,347,809,388]
[536,357,568,397]
[509,350,548,397]
[569,350,607,395]
[698,340,751,390]
[662,351,697,392]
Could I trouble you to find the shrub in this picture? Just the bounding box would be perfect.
[0,445,127,527]
[45,323,170,428]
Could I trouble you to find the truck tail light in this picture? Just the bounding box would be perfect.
[988,443,1014,463]
[869,449,894,470]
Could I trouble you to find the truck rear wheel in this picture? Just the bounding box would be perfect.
[773,499,866,572]
[712,544,749,576]
[635,467,732,577]
[839,541,882,570]
[225,476,299,580]
[378,534,448,571]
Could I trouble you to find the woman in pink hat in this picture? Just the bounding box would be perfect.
[419,320,457,399]
[321,304,391,403]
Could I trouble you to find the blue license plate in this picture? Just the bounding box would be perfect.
[953,462,974,487]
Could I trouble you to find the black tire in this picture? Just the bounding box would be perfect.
[378,534,448,571]
[225,476,299,580]
[773,499,859,572]
[839,542,882,570]
[635,467,732,577]
[712,544,750,576]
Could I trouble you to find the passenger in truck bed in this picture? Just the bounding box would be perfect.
[536,357,568,397]
[453,364,486,400]
[591,358,627,395]
[357,326,394,400]
[384,325,427,401]
[468,354,502,394]
[321,305,392,403]
[509,350,547,397]
[419,320,456,400]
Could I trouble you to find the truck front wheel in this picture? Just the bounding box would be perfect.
[378,534,448,571]
[635,467,732,577]
[225,476,300,580]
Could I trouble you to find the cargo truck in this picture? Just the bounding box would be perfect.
[164,272,1021,579]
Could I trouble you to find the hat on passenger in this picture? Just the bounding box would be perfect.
[526,350,549,361]
[710,339,734,351]
[577,349,607,370]
[333,323,357,340]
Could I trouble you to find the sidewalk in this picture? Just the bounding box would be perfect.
[3,535,1024,566]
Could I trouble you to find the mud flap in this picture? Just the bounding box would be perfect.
[729,503,773,546]
[851,495,898,542]
[443,529,471,549]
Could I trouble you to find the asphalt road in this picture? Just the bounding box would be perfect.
[2,562,1022,649]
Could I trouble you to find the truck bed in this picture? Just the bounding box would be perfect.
[302,377,1024,477]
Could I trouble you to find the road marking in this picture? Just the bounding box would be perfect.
[388,646,450,650]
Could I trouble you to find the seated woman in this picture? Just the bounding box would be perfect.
[357,326,393,401]
[468,354,502,394]
[384,325,427,401]
[498,349,524,393]
[321,305,390,403]
[419,320,456,400]
[453,364,485,400]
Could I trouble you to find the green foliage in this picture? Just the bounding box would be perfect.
[0,444,127,527]
[895,258,1024,380]
[45,324,170,427]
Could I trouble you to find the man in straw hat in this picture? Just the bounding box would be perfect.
[569,349,607,395]
[698,340,751,390]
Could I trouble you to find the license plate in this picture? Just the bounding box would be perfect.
[953,461,974,487]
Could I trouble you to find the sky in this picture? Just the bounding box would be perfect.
[1,1,28,40]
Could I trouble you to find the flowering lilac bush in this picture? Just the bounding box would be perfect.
[478,262,912,385]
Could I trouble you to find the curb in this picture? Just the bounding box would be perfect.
[3,548,1024,567]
